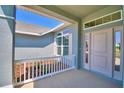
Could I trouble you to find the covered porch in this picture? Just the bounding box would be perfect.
[0,5,124,88]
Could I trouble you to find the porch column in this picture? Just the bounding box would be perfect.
[122,5,124,88]
[77,20,82,69]
[0,5,15,87]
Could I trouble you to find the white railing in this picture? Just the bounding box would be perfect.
[14,55,75,86]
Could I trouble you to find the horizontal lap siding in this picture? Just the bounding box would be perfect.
[15,33,55,60]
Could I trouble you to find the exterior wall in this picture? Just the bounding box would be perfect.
[40,6,80,69]
[15,23,78,68]
[0,5,15,87]
[15,33,54,60]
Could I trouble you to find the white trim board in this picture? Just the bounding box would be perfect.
[0,14,15,20]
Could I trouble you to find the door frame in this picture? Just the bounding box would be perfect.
[83,25,123,80]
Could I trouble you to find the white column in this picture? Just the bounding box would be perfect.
[0,5,15,87]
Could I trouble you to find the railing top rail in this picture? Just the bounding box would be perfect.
[15,55,75,64]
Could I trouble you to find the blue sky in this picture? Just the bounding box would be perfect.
[16,8,63,29]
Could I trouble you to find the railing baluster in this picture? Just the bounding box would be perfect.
[32,62,34,78]
[36,61,38,77]
[43,60,44,76]
[39,61,41,76]
[24,62,26,81]
[63,57,64,69]
[69,56,71,68]
[65,56,66,69]
[63,57,64,70]
[57,58,59,71]
[60,57,62,70]
[56,58,58,71]
[20,64,22,82]
[28,62,30,79]
[59,58,60,71]
[55,58,57,71]
[46,60,47,74]
[65,56,68,69]
[15,64,18,83]
[51,59,53,73]
[61,57,63,70]
[54,59,55,72]
[70,56,72,67]
[49,60,50,74]
[51,60,52,73]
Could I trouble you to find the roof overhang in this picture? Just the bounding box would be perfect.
[16,5,72,36]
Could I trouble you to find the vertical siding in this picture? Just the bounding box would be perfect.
[15,33,54,60]
[0,5,15,87]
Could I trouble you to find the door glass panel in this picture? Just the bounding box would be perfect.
[114,31,121,71]
[90,21,95,27]
[85,23,90,28]
[63,36,69,45]
[112,12,121,21]
[96,18,102,25]
[85,41,88,63]
[102,15,111,23]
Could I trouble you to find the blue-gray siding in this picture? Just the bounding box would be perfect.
[15,33,55,60]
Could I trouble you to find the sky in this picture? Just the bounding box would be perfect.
[16,8,63,29]
[116,32,120,44]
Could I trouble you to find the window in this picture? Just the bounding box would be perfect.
[56,31,70,56]
[114,31,121,71]
[85,41,89,63]
[84,10,122,29]
[102,15,111,23]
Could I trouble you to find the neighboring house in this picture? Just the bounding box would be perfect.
[0,5,124,88]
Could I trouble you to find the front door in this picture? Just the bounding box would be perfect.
[90,28,113,77]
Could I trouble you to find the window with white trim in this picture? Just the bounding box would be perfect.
[55,31,70,56]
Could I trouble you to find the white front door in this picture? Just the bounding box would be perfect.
[90,28,113,77]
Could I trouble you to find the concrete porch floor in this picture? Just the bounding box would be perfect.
[16,69,122,88]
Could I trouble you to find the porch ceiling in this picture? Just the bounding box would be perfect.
[16,21,51,34]
[55,5,108,18]
[15,5,72,36]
